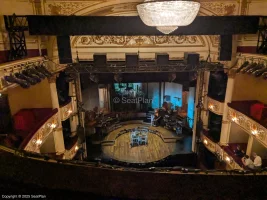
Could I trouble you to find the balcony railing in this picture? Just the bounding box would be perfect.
[22,110,59,153]
[207,97,224,115]
[201,131,243,170]
[64,136,79,160]
[60,99,73,121]
[228,107,267,148]
[201,131,216,153]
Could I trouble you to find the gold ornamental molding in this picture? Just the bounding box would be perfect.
[200,2,238,16]
[201,132,216,153]
[24,112,59,153]
[72,35,206,48]
[46,1,104,15]
[64,140,79,160]
[207,97,224,115]
[60,100,74,121]
[228,107,267,148]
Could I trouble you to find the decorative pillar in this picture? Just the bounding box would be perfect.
[246,136,254,156]
[219,72,235,145]
[69,80,78,136]
[74,74,87,158]
[202,71,210,128]
[219,33,238,145]
[192,75,200,152]
[48,74,65,155]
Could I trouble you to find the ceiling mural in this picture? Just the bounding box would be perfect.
[72,35,206,48]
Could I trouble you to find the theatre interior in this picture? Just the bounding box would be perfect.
[0,0,267,199]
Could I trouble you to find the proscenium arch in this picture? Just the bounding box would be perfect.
[50,1,222,62]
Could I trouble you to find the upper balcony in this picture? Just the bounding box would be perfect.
[2,108,59,153]
[228,101,267,148]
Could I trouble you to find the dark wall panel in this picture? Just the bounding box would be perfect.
[57,36,72,64]
[219,35,233,61]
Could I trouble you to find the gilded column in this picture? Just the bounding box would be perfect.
[246,136,254,156]
[202,71,210,128]
[69,80,78,136]
[192,75,200,152]
[48,74,65,155]
[219,72,235,145]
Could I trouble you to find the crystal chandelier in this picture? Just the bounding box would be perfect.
[137,0,201,34]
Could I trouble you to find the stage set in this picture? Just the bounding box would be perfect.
[82,78,194,165]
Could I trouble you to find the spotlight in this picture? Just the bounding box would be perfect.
[75,146,79,151]
[114,73,123,83]
[236,61,249,73]
[89,73,99,83]
[203,139,208,145]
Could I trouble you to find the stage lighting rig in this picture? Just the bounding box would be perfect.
[114,73,123,83]
[89,73,99,83]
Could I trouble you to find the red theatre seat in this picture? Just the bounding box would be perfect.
[14,110,35,132]
[250,103,265,121]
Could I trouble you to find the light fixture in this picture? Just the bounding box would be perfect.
[225,156,231,162]
[75,146,79,151]
[232,117,237,122]
[50,123,57,129]
[36,139,42,145]
[251,129,258,135]
[68,109,73,114]
[203,139,208,145]
[209,104,214,110]
[137,0,200,34]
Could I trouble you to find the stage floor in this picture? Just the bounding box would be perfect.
[102,123,192,163]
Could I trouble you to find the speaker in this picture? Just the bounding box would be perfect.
[219,35,232,61]
[156,53,169,65]
[57,36,72,64]
[93,53,107,67]
[126,53,139,67]
[184,53,200,66]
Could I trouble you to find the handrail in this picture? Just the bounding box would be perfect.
[0,144,266,175]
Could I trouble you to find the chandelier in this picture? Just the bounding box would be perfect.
[137,0,200,34]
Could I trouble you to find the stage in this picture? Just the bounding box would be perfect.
[101,122,192,163]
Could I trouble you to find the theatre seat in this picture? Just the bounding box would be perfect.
[12,108,58,150]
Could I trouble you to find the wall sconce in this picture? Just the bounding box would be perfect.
[225,156,232,163]
[50,123,57,129]
[75,146,79,151]
[209,104,214,110]
[203,139,208,145]
[36,139,42,145]
[251,129,258,135]
[232,117,238,122]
